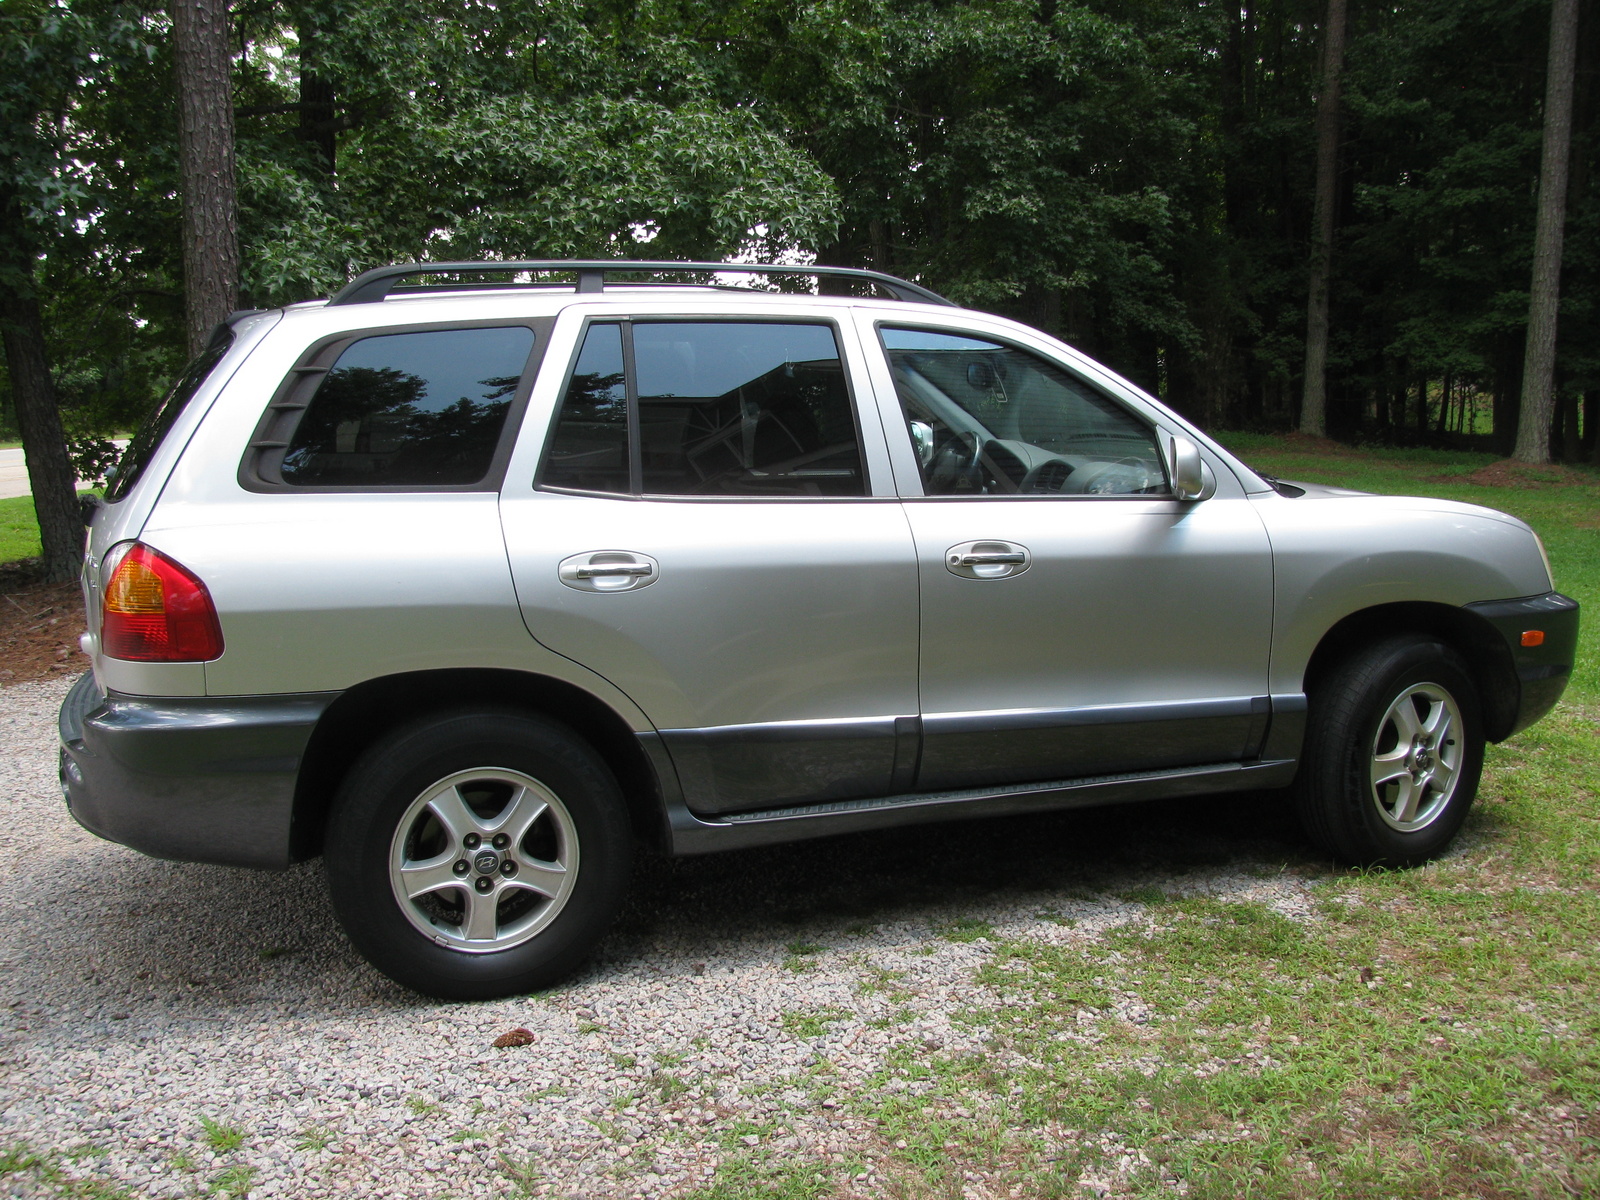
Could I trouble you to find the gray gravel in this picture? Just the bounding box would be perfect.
[1,676,1320,1198]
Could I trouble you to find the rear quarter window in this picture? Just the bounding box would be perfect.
[245,323,542,491]
[104,329,235,503]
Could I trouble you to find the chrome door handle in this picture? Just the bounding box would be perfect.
[574,564,653,578]
[945,540,1031,580]
[558,551,659,592]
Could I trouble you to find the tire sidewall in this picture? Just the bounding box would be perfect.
[325,709,632,1000]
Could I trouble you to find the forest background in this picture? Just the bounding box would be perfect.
[3,0,1597,510]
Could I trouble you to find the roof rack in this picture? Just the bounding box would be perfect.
[326,260,955,308]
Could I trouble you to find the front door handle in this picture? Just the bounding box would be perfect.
[574,563,653,579]
[945,540,1031,580]
[558,550,660,592]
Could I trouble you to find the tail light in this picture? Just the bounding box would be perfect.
[101,543,225,662]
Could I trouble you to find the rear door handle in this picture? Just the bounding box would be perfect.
[945,540,1031,580]
[558,551,659,592]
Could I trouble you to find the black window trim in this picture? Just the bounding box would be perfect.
[872,319,1175,502]
[535,313,877,503]
[238,316,553,495]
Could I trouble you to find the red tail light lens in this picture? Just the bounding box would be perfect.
[101,543,224,662]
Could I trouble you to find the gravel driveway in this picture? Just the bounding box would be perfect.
[1,676,1319,1198]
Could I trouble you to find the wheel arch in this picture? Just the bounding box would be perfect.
[288,668,668,862]
[1300,602,1518,742]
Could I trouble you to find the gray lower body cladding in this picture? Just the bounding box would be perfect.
[1463,591,1580,736]
[58,673,337,870]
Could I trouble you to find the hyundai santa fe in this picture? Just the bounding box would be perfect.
[58,260,1579,999]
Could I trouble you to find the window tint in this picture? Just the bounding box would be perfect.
[541,321,866,498]
[635,323,862,496]
[881,327,1167,496]
[542,323,629,494]
[280,326,533,487]
[106,329,234,503]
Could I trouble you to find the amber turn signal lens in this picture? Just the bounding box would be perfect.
[1520,630,1545,648]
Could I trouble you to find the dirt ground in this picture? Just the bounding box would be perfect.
[0,561,88,686]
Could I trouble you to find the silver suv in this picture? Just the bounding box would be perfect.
[58,261,1578,999]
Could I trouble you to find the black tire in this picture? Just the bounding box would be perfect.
[1295,635,1485,866]
[324,709,633,1000]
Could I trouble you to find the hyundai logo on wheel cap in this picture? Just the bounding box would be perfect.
[473,851,499,875]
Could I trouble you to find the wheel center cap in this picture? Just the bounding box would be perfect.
[473,850,500,875]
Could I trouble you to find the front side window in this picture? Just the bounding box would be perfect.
[542,321,866,498]
[880,327,1168,497]
[279,326,534,487]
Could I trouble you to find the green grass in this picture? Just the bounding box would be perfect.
[0,491,99,565]
[0,494,47,564]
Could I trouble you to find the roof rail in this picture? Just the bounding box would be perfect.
[326,260,955,308]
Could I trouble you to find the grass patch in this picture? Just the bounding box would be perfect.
[781,1005,853,1038]
[0,491,100,565]
[196,1116,243,1153]
[0,1143,140,1198]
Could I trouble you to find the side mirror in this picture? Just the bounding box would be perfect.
[1166,436,1213,501]
[908,420,935,469]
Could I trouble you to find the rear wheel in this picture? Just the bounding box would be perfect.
[1295,635,1484,866]
[324,709,632,999]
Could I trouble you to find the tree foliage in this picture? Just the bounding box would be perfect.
[2,0,1596,470]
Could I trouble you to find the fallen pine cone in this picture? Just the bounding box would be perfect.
[493,1028,536,1048]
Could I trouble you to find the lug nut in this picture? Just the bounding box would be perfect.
[463,833,481,850]
[474,876,493,894]
[453,860,469,876]
[500,859,517,877]
[492,833,510,850]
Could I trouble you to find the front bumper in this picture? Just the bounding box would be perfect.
[58,673,338,870]
[1464,591,1580,737]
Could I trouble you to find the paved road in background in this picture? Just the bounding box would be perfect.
[0,448,28,500]
[0,444,127,501]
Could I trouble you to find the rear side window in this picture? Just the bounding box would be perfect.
[105,329,235,503]
[278,326,535,487]
[542,320,865,498]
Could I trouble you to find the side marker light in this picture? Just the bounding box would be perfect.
[1520,630,1545,648]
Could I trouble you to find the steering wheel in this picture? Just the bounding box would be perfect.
[928,430,984,493]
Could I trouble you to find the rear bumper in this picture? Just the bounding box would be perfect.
[1464,591,1580,737]
[58,673,338,870]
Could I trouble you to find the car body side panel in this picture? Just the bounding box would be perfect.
[497,303,921,814]
[1255,493,1555,696]
[118,309,656,728]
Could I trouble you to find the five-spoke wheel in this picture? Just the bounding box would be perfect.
[389,768,580,952]
[325,709,632,1000]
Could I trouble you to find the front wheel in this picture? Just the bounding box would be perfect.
[1295,635,1485,866]
[324,709,633,1000]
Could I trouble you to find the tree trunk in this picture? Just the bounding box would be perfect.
[1560,389,1581,461]
[1513,0,1579,463]
[0,285,83,583]
[173,0,240,357]
[298,21,337,175]
[1298,0,1348,437]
